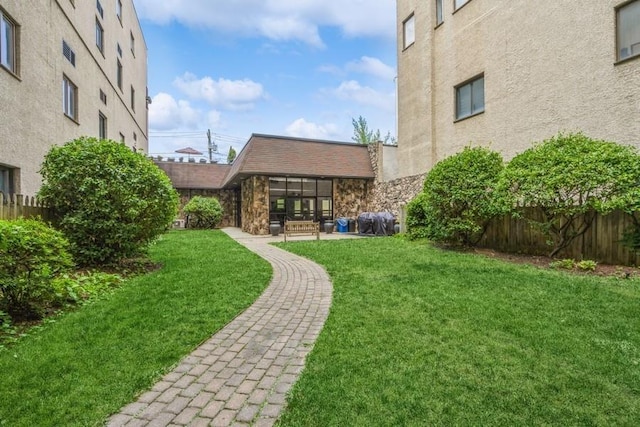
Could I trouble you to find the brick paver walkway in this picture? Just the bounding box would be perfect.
[107,228,336,427]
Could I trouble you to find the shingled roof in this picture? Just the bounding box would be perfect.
[156,134,376,190]
[155,161,231,189]
[222,134,375,187]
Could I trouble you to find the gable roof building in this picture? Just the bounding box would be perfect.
[156,134,377,234]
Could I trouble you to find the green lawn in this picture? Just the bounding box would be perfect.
[276,237,640,426]
[0,230,271,427]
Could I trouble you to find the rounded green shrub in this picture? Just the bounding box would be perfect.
[420,146,506,246]
[38,137,179,266]
[405,192,431,240]
[0,218,73,319]
[498,132,640,257]
[183,196,223,229]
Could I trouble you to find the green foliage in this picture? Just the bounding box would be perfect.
[419,146,506,246]
[0,230,271,426]
[351,115,396,145]
[0,218,73,319]
[52,271,123,305]
[498,133,640,257]
[38,137,179,266]
[405,192,431,240]
[577,260,597,271]
[183,196,223,229]
[227,146,237,164]
[549,259,576,270]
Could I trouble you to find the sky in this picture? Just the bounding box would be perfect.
[131,0,398,162]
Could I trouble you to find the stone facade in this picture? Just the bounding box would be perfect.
[176,189,236,228]
[367,143,425,226]
[241,176,270,235]
[333,179,371,220]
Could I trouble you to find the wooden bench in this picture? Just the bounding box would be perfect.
[284,220,320,242]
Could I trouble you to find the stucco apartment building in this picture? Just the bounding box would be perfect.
[0,0,148,196]
[393,0,640,180]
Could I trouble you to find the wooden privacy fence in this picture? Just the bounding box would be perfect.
[0,193,52,221]
[479,208,640,266]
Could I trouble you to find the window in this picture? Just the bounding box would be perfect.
[63,40,75,66]
[117,59,123,90]
[617,0,640,61]
[98,112,107,139]
[63,75,78,120]
[95,19,104,53]
[116,0,122,22]
[455,74,484,120]
[1,9,17,74]
[96,0,104,18]
[455,0,471,10]
[0,165,16,196]
[119,132,125,143]
[99,89,107,104]
[130,86,135,111]
[130,31,135,56]
[436,0,444,25]
[403,14,415,49]
[269,177,333,225]
[117,43,122,58]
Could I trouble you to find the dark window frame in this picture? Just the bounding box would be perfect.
[616,0,640,63]
[0,8,19,76]
[455,73,485,121]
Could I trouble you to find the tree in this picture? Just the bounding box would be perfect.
[227,146,237,164]
[351,116,396,145]
[38,137,179,266]
[497,132,640,257]
[418,146,507,245]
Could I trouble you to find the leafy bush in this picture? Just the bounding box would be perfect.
[0,218,73,319]
[418,146,506,246]
[406,192,431,240]
[183,196,223,229]
[38,137,179,266]
[498,133,640,257]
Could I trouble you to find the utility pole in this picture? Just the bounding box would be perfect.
[207,129,218,163]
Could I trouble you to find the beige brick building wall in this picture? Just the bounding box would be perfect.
[395,0,640,179]
[0,0,148,195]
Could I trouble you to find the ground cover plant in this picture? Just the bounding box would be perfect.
[0,230,271,427]
[276,237,640,426]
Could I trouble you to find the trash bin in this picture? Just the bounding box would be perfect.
[348,218,356,233]
[336,217,348,233]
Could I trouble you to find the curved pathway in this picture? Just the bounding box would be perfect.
[107,228,333,427]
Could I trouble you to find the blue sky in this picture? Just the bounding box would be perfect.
[131,0,397,162]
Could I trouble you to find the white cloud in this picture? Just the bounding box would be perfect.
[132,0,395,46]
[285,118,339,140]
[346,56,396,81]
[326,80,395,111]
[173,73,266,111]
[148,92,202,131]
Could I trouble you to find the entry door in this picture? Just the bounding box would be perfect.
[302,198,315,221]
